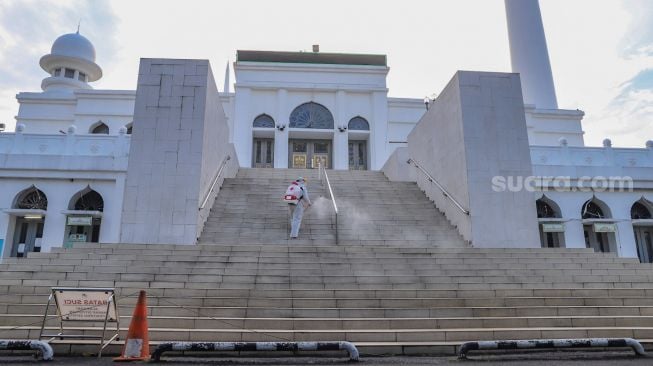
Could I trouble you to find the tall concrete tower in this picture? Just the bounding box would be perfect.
[505,0,558,109]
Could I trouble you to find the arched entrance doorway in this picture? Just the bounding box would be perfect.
[631,199,653,263]
[65,188,104,247]
[288,102,334,169]
[11,187,47,257]
[252,114,275,168]
[536,196,565,248]
[348,116,370,170]
[581,198,617,253]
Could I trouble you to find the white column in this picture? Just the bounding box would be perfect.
[100,177,125,244]
[41,194,68,253]
[370,91,388,170]
[233,86,252,167]
[333,90,348,170]
[616,221,638,258]
[275,89,289,169]
[505,0,558,109]
[563,220,585,249]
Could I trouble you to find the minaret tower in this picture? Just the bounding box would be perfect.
[39,30,102,92]
[504,0,558,109]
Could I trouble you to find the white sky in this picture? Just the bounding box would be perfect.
[0,0,651,147]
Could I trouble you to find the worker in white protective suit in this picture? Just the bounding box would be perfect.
[288,177,311,239]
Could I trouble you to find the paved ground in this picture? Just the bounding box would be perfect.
[0,351,651,365]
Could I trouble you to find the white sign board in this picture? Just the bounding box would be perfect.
[53,288,117,321]
[542,223,565,232]
[67,216,93,226]
[594,223,617,233]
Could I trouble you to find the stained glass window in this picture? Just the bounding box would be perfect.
[74,190,104,212]
[253,114,275,128]
[536,199,558,218]
[15,188,48,210]
[582,201,606,219]
[631,202,652,219]
[289,102,334,129]
[348,117,369,131]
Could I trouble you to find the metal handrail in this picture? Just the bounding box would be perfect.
[199,155,231,210]
[407,158,470,215]
[318,162,339,244]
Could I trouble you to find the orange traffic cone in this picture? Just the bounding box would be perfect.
[114,290,150,361]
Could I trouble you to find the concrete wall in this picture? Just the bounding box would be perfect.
[381,147,415,182]
[407,72,471,242]
[407,71,540,248]
[120,58,237,245]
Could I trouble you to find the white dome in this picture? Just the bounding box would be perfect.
[50,32,96,63]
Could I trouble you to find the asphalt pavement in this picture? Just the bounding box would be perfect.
[0,350,651,366]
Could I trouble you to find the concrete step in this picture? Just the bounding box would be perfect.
[4,325,653,343]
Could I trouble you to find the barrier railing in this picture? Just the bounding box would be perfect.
[407,158,469,215]
[318,162,339,244]
[0,340,54,361]
[458,338,647,359]
[200,155,231,210]
[151,341,359,361]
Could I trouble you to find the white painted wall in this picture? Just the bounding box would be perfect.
[0,131,129,257]
[16,90,135,135]
[232,61,389,170]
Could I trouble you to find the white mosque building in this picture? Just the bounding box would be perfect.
[1,0,652,263]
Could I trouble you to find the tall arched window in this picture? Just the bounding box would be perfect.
[348,116,370,131]
[14,186,48,210]
[70,188,104,212]
[289,102,334,129]
[90,121,109,134]
[125,123,133,135]
[253,114,275,128]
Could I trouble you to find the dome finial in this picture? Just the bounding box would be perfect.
[76,19,81,34]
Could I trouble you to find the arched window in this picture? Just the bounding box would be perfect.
[581,199,610,219]
[631,201,652,220]
[125,123,133,135]
[536,198,560,218]
[253,114,275,128]
[70,188,104,212]
[90,121,109,134]
[348,116,370,131]
[289,102,334,129]
[14,187,48,210]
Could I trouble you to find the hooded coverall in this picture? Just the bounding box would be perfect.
[289,182,311,238]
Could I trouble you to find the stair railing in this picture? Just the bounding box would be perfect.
[199,155,231,210]
[318,162,339,244]
[407,158,470,215]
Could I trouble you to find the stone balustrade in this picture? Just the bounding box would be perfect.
[530,143,653,168]
[0,125,130,158]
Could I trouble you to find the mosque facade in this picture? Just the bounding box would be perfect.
[1,0,652,263]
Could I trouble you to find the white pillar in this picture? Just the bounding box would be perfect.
[616,221,638,258]
[333,90,348,170]
[563,220,585,249]
[233,87,252,167]
[275,88,289,169]
[41,194,68,253]
[370,91,388,170]
[505,0,558,109]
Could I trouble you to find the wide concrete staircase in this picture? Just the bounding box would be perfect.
[200,168,467,246]
[1,168,653,356]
